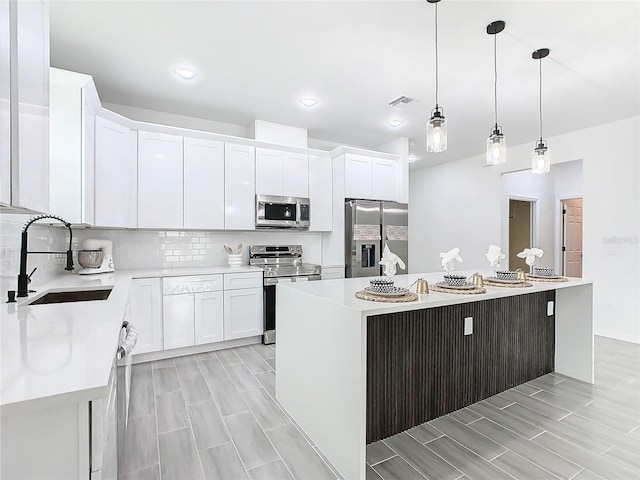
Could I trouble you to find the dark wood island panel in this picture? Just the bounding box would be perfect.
[366,290,556,442]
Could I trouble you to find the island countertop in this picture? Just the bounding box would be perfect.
[277,270,593,316]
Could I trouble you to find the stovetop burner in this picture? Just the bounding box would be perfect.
[249,245,321,279]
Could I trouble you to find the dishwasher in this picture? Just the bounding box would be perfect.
[90,321,138,480]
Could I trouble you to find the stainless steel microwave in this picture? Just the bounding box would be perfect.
[255,195,310,230]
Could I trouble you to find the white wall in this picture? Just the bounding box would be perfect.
[410,116,639,343]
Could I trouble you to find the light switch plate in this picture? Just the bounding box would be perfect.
[547,301,554,316]
[464,317,473,335]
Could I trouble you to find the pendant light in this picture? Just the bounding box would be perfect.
[426,0,447,153]
[532,48,551,174]
[485,20,506,165]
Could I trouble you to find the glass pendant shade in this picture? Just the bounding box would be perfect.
[531,140,550,174]
[486,127,506,165]
[426,108,447,153]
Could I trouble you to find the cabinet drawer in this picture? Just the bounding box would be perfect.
[224,272,263,290]
[163,275,223,295]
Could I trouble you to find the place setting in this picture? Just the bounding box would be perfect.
[429,247,487,294]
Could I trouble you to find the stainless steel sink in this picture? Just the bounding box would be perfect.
[26,288,113,305]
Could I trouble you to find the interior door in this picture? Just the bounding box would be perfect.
[509,199,533,271]
[562,198,583,277]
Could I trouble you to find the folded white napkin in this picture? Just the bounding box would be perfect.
[486,244,506,268]
[440,247,463,272]
[517,247,544,266]
[379,242,406,276]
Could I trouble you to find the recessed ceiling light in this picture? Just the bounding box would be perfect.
[387,119,404,128]
[408,154,418,163]
[175,67,195,80]
[300,97,319,108]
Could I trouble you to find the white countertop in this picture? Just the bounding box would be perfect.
[0,266,261,416]
[278,270,593,316]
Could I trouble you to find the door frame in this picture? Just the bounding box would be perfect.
[559,197,583,277]
[506,196,537,270]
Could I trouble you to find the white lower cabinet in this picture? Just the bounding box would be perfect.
[223,287,263,340]
[129,278,163,355]
[194,291,224,344]
[163,294,195,350]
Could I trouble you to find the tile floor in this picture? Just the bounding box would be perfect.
[119,336,639,480]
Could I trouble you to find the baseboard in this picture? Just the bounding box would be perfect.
[594,328,640,345]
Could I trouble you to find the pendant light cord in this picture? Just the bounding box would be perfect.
[539,57,543,142]
[494,33,498,127]
[434,2,439,107]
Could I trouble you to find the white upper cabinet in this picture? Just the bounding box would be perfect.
[255,148,309,198]
[0,1,10,205]
[49,68,97,224]
[183,137,224,230]
[344,153,399,202]
[224,143,255,230]
[138,131,184,229]
[309,155,333,231]
[94,116,137,228]
[10,0,49,213]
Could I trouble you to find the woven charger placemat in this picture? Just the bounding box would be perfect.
[430,284,486,295]
[525,275,569,283]
[355,290,418,303]
[484,279,533,288]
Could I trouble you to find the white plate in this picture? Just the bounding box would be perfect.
[364,286,410,297]
[527,274,564,280]
[486,277,525,284]
[435,281,477,290]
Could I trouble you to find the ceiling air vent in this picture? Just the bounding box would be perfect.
[388,96,415,109]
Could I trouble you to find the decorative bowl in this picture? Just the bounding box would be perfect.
[534,267,555,276]
[496,270,518,281]
[78,249,104,268]
[369,278,394,293]
[443,274,467,287]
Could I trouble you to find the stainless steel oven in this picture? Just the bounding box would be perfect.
[255,195,310,230]
[250,245,321,344]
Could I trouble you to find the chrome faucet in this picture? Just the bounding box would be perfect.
[17,215,74,298]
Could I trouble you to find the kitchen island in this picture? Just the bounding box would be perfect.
[275,271,593,480]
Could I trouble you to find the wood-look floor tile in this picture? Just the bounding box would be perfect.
[128,379,155,419]
[425,436,515,480]
[372,456,427,480]
[216,348,243,366]
[249,460,295,480]
[467,401,544,440]
[383,432,462,480]
[429,416,507,461]
[131,363,153,386]
[151,358,175,369]
[237,350,272,374]
[188,401,230,450]
[513,383,543,396]
[174,355,200,376]
[602,445,640,473]
[500,389,571,421]
[266,423,335,480]
[265,357,276,371]
[155,390,189,434]
[482,394,515,409]
[531,388,587,412]
[571,403,637,434]
[561,412,640,454]
[366,465,384,480]
[504,403,614,455]
[117,463,160,480]
[467,418,582,480]
[178,371,212,405]
[491,450,558,480]
[366,440,395,466]
[224,411,280,470]
[118,414,158,474]
[254,370,276,397]
[241,387,290,430]
[158,427,204,480]
[250,343,276,360]
[447,407,482,425]
[571,469,606,480]
[200,442,249,479]
[208,378,249,417]
[406,422,444,444]
[533,432,637,479]
[191,351,213,361]
[226,364,262,393]
[152,365,180,395]
[198,356,230,384]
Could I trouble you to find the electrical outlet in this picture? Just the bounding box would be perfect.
[547,301,554,316]
[464,317,473,335]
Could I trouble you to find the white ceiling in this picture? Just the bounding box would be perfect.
[50,1,640,168]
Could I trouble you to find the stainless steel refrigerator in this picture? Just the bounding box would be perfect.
[345,200,409,278]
